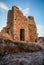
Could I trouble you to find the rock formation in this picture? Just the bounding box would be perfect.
[0,6,38,42]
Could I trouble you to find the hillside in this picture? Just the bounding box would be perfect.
[0,39,44,54]
[0,39,44,65]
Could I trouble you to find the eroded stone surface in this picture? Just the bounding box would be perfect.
[0,6,38,42]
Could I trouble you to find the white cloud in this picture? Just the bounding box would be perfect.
[18,6,29,16]
[37,24,44,37]
[0,2,9,10]
[18,6,22,10]
[22,8,29,16]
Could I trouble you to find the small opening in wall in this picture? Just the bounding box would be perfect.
[35,38,37,42]
[20,29,25,41]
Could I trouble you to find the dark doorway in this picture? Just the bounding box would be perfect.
[20,29,25,41]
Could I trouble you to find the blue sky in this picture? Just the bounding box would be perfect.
[0,0,44,37]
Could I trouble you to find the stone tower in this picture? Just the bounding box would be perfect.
[0,6,38,42]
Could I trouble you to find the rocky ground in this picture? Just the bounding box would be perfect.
[0,39,43,54]
[0,39,44,65]
[0,51,44,65]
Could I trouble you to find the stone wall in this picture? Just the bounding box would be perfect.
[0,6,38,42]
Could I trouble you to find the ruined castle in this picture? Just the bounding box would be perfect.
[0,6,38,42]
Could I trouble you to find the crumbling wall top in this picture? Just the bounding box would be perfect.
[28,16,34,20]
[12,6,19,10]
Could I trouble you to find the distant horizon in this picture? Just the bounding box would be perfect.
[0,0,44,37]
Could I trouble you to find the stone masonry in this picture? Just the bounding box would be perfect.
[0,6,38,42]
